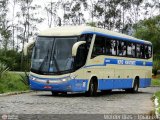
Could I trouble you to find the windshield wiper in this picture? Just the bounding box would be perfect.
[49,39,60,73]
[52,55,60,72]
[38,49,50,72]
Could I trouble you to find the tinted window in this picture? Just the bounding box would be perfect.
[144,45,152,59]
[117,41,127,56]
[136,44,140,58]
[140,44,145,58]
[92,36,105,58]
[148,46,152,58]
[127,42,136,57]
[106,39,117,55]
[91,35,152,59]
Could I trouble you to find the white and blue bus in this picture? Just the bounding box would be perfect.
[25,26,152,96]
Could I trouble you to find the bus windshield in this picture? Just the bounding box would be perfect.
[31,36,78,75]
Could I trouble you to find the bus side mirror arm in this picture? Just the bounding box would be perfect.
[24,40,35,56]
[72,41,86,57]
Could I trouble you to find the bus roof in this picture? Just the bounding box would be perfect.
[38,26,152,45]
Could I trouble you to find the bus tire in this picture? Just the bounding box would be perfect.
[51,91,59,96]
[125,78,139,93]
[86,78,98,97]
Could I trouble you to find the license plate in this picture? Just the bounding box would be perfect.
[44,86,52,89]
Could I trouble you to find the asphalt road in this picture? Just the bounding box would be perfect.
[0,87,160,120]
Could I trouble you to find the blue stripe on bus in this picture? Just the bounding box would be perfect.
[98,78,151,90]
[98,79,133,90]
[104,58,153,66]
[30,76,151,92]
[30,79,88,92]
[84,58,152,68]
[81,31,152,45]
[139,78,151,88]
[98,78,133,90]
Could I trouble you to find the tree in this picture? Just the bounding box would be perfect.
[94,0,122,30]
[10,0,17,50]
[134,15,160,55]
[61,0,72,25]
[86,22,96,27]
[63,0,87,25]
[130,0,143,31]
[153,56,160,76]
[143,0,160,19]
[45,1,60,28]
[0,0,11,54]
[16,0,43,70]
[119,0,132,33]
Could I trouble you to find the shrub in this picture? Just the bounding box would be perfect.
[0,62,9,78]
[0,72,29,93]
[0,49,31,71]
[19,71,30,86]
[153,56,160,76]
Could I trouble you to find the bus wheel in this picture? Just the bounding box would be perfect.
[51,91,59,96]
[125,78,139,93]
[86,78,97,97]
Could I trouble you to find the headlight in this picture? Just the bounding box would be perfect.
[62,78,67,82]
[61,77,70,82]
[29,76,46,83]
[70,73,77,79]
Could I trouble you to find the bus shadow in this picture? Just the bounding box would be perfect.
[34,90,152,98]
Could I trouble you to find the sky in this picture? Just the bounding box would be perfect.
[33,0,91,30]
[6,0,160,43]
[8,0,93,32]
[7,0,159,31]
[0,0,158,49]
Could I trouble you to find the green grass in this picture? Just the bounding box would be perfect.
[152,75,160,86]
[155,92,160,102]
[0,72,29,94]
[155,91,160,113]
[153,75,160,114]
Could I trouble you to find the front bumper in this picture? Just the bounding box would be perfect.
[29,76,88,92]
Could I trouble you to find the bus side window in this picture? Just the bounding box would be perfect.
[111,40,116,55]
[117,41,126,56]
[136,44,141,58]
[80,34,93,55]
[127,43,136,58]
[149,46,152,58]
[105,39,112,55]
[140,44,145,59]
[146,45,152,59]
[105,39,116,56]
[144,46,149,59]
[131,43,136,57]
[92,36,105,58]
[127,42,132,57]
